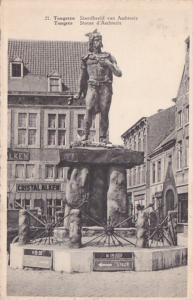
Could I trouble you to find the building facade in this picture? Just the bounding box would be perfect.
[7,39,99,220]
[174,37,189,225]
[122,37,189,227]
[149,130,177,222]
[121,106,175,218]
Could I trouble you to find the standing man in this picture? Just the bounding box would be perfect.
[75,29,122,143]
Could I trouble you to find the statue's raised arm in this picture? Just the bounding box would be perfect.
[99,54,122,77]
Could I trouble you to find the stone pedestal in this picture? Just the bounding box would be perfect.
[107,166,128,227]
[59,146,144,233]
[89,166,107,225]
[53,227,69,243]
[136,209,149,248]
[69,209,82,248]
[18,209,29,245]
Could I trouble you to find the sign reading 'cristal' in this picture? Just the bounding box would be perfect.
[93,252,134,271]
[16,183,61,192]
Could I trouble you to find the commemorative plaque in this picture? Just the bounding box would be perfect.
[93,252,134,271]
[23,249,53,269]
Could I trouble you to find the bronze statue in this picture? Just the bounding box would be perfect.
[75,29,122,143]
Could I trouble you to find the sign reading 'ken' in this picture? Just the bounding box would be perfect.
[8,149,30,161]
[93,252,134,271]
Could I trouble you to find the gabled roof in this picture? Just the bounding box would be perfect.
[11,56,23,63]
[147,105,175,154]
[121,105,175,155]
[121,117,146,139]
[8,39,89,94]
[176,37,189,99]
[149,129,176,157]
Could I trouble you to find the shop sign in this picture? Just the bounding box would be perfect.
[93,252,134,271]
[23,249,53,269]
[8,149,30,161]
[16,183,61,192]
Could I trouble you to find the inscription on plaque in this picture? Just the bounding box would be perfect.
[93,252,134,271]
[23,249,53,269]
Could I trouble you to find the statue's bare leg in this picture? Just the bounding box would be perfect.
[83,86,97,140]
[98,85,112,142]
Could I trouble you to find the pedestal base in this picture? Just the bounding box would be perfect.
[10,243,187,272]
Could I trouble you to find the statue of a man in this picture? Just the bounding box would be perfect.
[75,29,122,143]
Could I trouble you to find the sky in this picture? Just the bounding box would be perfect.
[2,0,192,144]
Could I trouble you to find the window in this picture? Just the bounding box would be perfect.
[55,199,62,207]
[7,164,12,178]
[142,130,146,152]
[77,113,96,139]
[49,77,61,92]
[56,166,65,179]
[11,61,23,78]
[130,139,134,150]
[185,105,189,124]
[129,169,132,186]
[157,160,161,182]
[15,164,35,179]
[23,199,30,209]
[134,136,137,151]
[91,116,96,129]
[185,137,189,167]
[178,193,188,223]
[17,112,38,146]
[26,164,35,179]
[142,164,146,183]
[178,110,183,128]
[12,63,21,77]
[15,164,25,178]
[14,199,21,209]
[34,199,42,209]
[130,169,133,186]
[168,153,172,165]
[78,114,84,129]
[177,141,182,170]
[45,165,55,179]
[47,114,66,146]
[138,166,141,184]
[138,134,141,151]
[127,169,132,187]
[133,167,136,186]
[152,162,156,183]
[128,138,132,150]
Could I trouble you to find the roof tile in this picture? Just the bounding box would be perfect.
[8,39,89,93]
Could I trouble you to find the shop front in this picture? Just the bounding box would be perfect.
[8,182,66,222]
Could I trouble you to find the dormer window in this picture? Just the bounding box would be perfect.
[10,57,23,78]
[48,71,62,92]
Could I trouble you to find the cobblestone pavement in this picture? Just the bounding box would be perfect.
[7,266,187,297]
